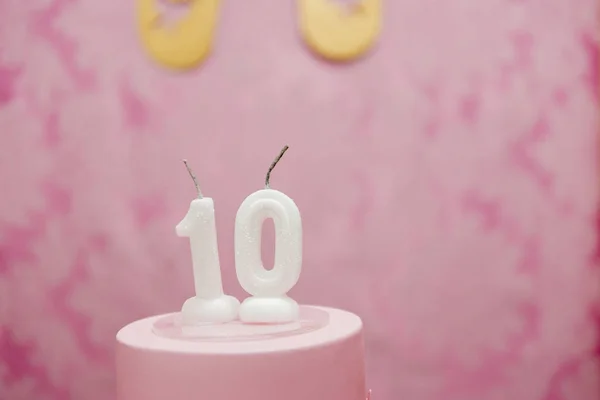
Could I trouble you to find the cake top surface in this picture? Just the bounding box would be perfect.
[117,306,362,354]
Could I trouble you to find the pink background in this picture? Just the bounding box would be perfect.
[1,0,599,399]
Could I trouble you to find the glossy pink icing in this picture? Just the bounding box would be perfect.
[116,307,366,400]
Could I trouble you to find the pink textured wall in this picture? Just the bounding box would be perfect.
[1,0,599,399]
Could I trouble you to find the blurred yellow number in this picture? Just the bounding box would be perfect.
[298,0,381,62]
[136,0,219,70]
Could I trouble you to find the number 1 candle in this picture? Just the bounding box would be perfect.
[234,146,303,324]
[176,160,240,324]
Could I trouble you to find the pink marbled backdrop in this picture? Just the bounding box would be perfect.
[0,0,599,399]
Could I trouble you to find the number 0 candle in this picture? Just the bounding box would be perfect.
[176,160,240,324]
[234,146,303,323]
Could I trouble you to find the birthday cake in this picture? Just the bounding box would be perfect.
[115,147,368,400]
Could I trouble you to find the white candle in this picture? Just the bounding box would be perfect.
[234,146,302,323]
[176,161,240,324]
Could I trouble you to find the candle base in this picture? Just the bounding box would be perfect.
[239,296,299,324]
[181,295,240,324]
[153,305,329,340]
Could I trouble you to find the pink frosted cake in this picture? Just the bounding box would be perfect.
[116,306,366,400]
[115,149,368,400]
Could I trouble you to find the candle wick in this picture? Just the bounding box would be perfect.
[182,159,203,199]
[265,145,289,189]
